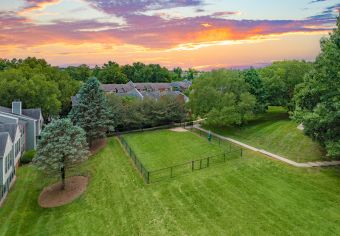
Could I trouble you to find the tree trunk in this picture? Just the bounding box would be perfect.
[61,166,66,190]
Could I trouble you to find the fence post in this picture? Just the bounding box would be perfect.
[147,171,150,184]
[192,161,194,171]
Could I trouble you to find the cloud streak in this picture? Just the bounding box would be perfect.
[86,0,204,16]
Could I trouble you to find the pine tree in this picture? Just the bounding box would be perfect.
[33,119,89,190]
[69,77,114,147]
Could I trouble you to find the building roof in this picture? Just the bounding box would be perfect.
[100,84,133,93]
[0,123,18,142]
[134,83,171,91]
[101,81,174,93]
[0,132,9,157]
[0,106,41,121]
[22,109,42,120]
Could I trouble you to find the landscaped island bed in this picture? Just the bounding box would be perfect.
[205,106,326,163]
[1,137,340,235]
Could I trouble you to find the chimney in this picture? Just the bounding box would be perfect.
[12,101,22,115]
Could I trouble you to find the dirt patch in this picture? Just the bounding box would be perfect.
[38,176,88,208]
[90,138,107,154]
[169,127,188,132]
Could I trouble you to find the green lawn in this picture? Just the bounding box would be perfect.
[123,129,230,170]
[1,137,340,235]
[204,106,326,163]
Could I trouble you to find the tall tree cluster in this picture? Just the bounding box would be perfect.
[107,94,187,131]
[259,60,312,110]
[294,16,340,158]
[190,70,256,126]
[0,57,80,118]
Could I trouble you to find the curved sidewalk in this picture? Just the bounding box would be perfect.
[194,126,340,168]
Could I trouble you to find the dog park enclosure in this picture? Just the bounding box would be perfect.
[118,128,243,183]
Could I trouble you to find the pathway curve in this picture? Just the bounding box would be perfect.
[194,126,340,168]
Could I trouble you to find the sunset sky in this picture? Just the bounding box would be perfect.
[1,0,339,70]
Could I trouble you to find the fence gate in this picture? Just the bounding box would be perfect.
[192,158,209,171]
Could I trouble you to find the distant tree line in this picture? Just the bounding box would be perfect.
[190,60,312,126]
[64,61,199,84]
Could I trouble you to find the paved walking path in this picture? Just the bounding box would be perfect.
[194,126,340,168]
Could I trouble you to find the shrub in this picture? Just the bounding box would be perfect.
[21,150,36,164]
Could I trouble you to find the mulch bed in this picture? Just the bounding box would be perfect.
[90,138,107,155]
[38,176,88,208]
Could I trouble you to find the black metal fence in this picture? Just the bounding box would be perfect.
[148,149,242,183]
[117,127,243,184]
[117,135,150,183]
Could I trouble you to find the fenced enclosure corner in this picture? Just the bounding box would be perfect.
[117,128,244,184]
[117,135,150,183]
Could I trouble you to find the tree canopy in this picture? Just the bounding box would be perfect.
[190,69,256,126]
[243,67,267,113]
[294,16,340,158]
[33,119,89,189]
[259,60,312,110]
[0,57,80,118]
[107,94,187,131]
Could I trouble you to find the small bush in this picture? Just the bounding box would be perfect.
[21,150,36,164]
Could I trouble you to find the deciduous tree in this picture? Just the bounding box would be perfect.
[294,16,340,158]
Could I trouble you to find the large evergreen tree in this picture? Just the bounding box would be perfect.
[294,15,340,158]
[69,77,114,146]
[33,119,89,190]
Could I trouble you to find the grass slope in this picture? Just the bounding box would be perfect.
[1,137,340,235]
[205,106,326,162]
[123,129,227,170]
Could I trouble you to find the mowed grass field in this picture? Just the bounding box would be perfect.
[205,106,326,163]
[123,129,232,170]
[1,137,340,235]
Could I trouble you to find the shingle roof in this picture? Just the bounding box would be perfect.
[0,123,18,142]
[100,84,133,93]
[0,106,41,120]
[135,83,171,91]
[0,132,9,157]
[22,109,42,120]
[0,106,11,113]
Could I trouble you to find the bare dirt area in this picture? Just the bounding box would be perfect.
[169,127,188,132]
[90,138,107,154]
[38,176,88,208]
